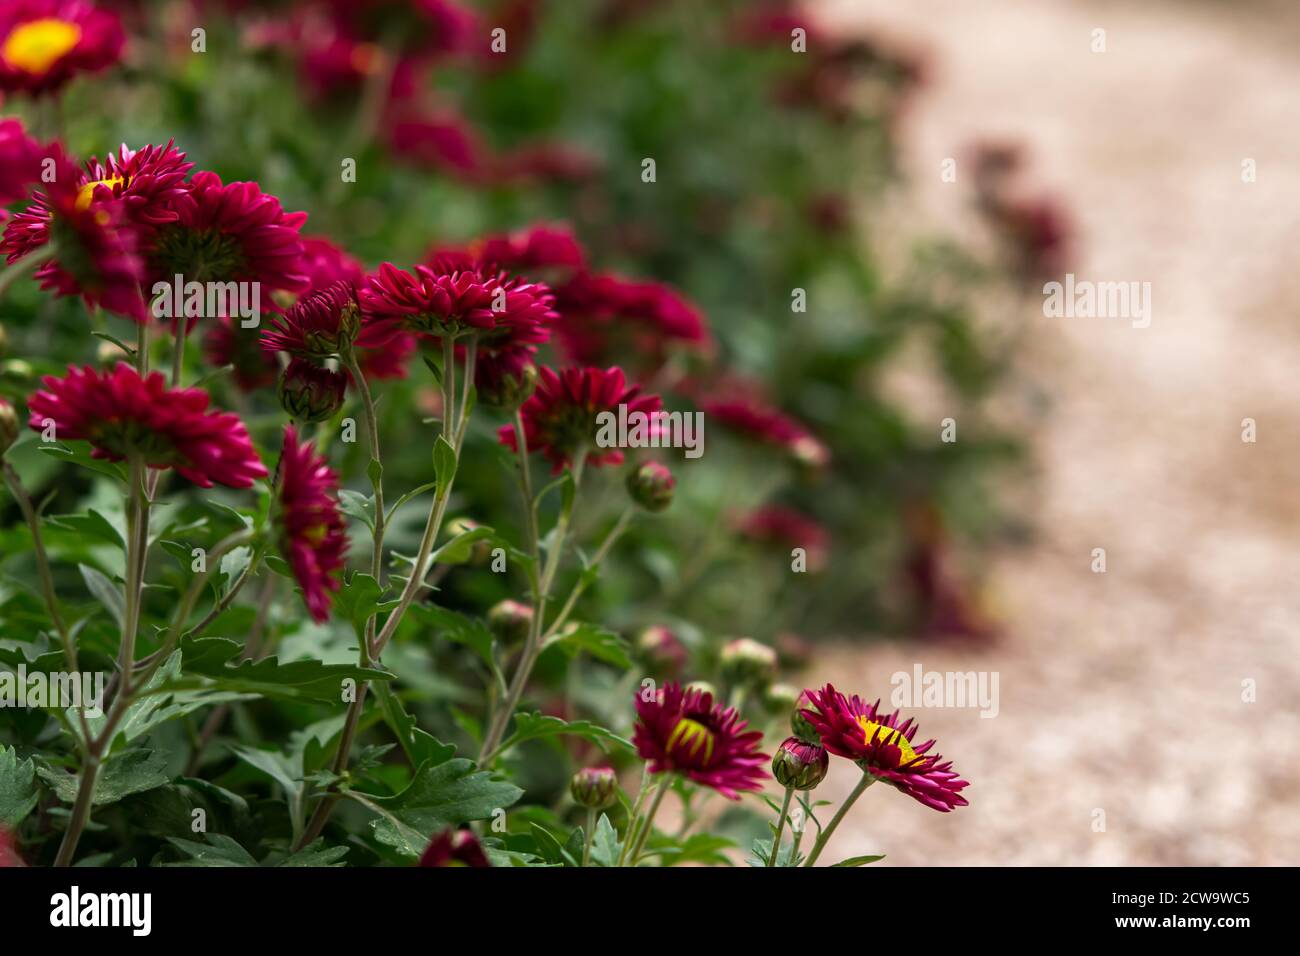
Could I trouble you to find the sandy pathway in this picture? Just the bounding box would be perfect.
[804,0,1300,865]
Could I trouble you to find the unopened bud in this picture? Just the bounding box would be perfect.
[0,399,18,454]
[487,599,533,644]
[771,736,829,791]
[277,358,346,423]
[570,766,618,809]
[719,637,777,687]
[446,516,492,565]
[625,461,674,512]
[791,691,821,745]
[635,625,688,676]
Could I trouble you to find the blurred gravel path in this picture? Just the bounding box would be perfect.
[804,0,1300,865]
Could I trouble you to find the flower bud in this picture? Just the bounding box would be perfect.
[0,399,18,455]
[684,680,718,699]
[570,766,618,809]
[475,347,537,408]
[719,637,777,687]
[791,691,821,745]
[771,736,829,791]
[763,682,801,715]
[635,625,688,676]
[487,599,533,644]
[446,516,492,566]
[625,461,674,512]
[277,358,346,423]
[418,828,491,867]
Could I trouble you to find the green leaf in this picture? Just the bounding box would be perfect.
[277,840,350,867]
[589,813,621,867]
[38,749,171,807]
[332,572,398,641]
[78,563,124,629]
[433,435,457,500]
[229,744,305,839]
[360,758,523,858]
[495,712,633,758]
[175,635,393,703]
[338,490,375,531]
[409,604,495,670]
[46,510,125,550]
[428,525,495,566]
[542,623,632,669]
[366,457,384,489]
[831,854,886,867]
[385,481,438,522]
[161,833,258,867]
[37,442,126,482]
[371,682,457,768]
[0,745,39,827]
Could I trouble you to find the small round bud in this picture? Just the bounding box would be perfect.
[570,766,618,809]
[0,399,18,454]
[763,682,801,715]
[625,461,674,512]
[2,359,33,383]
[772,736,829,791]
[635,625,688,676]
[446,516,492,565]
[487,599,533,644]
[684,680,718,699]
[277,358,346,423]
[791,691,821,745]
[719,637,777,687]
[475,348,537,408]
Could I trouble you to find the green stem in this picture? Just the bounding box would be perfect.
[768,787,795,867]
[541,506,634,641]
[804,773,875,867]
[478,448,587,763]
[626,779,669,866]
[582,808,596,867]
[616,770,655,867]
[0,244,57,301]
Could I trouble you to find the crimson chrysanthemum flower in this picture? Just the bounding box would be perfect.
[696,393,829,468]
[633,682,767,799]
[27,363,267,488]
[2,150,147,321]
[297,234,365,288]
[800,683,970,812]
[498,365,662,471]
[4,141,192,266]
[274,425,347,623]
[0,0,124,96]
[735,504,829,571]
[0,118,45,206]
[146,171,308,292]
[418,828,491,868]
[262,280,365,359]
[554,272,711,364]
[360,260,557,346]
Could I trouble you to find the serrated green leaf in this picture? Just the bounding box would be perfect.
[590,813,621,867]
[542,623,632,669]
[359,758,523,858]
[495,711,633,759]
[38,749,170,807]
[161,833,258,867]
[409,604,495,670]
[0,745,38,827]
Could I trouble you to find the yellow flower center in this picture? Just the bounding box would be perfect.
[666,717,716,768]
[75,176,127,212]
[857,717,921,765]
[3,19,82,76]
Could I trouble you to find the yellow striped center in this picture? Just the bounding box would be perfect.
[76,176,127,212]
[666,717,716,768]
[857,717,921,765]
[3,19,82,76]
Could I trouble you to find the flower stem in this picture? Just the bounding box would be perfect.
[582,808,596,867]
[0,243,57,302]
[478,448,587,763]
[768,787,795,867]
[340,348,385,662]
[803,773,876,867]
[626,780,669,866]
